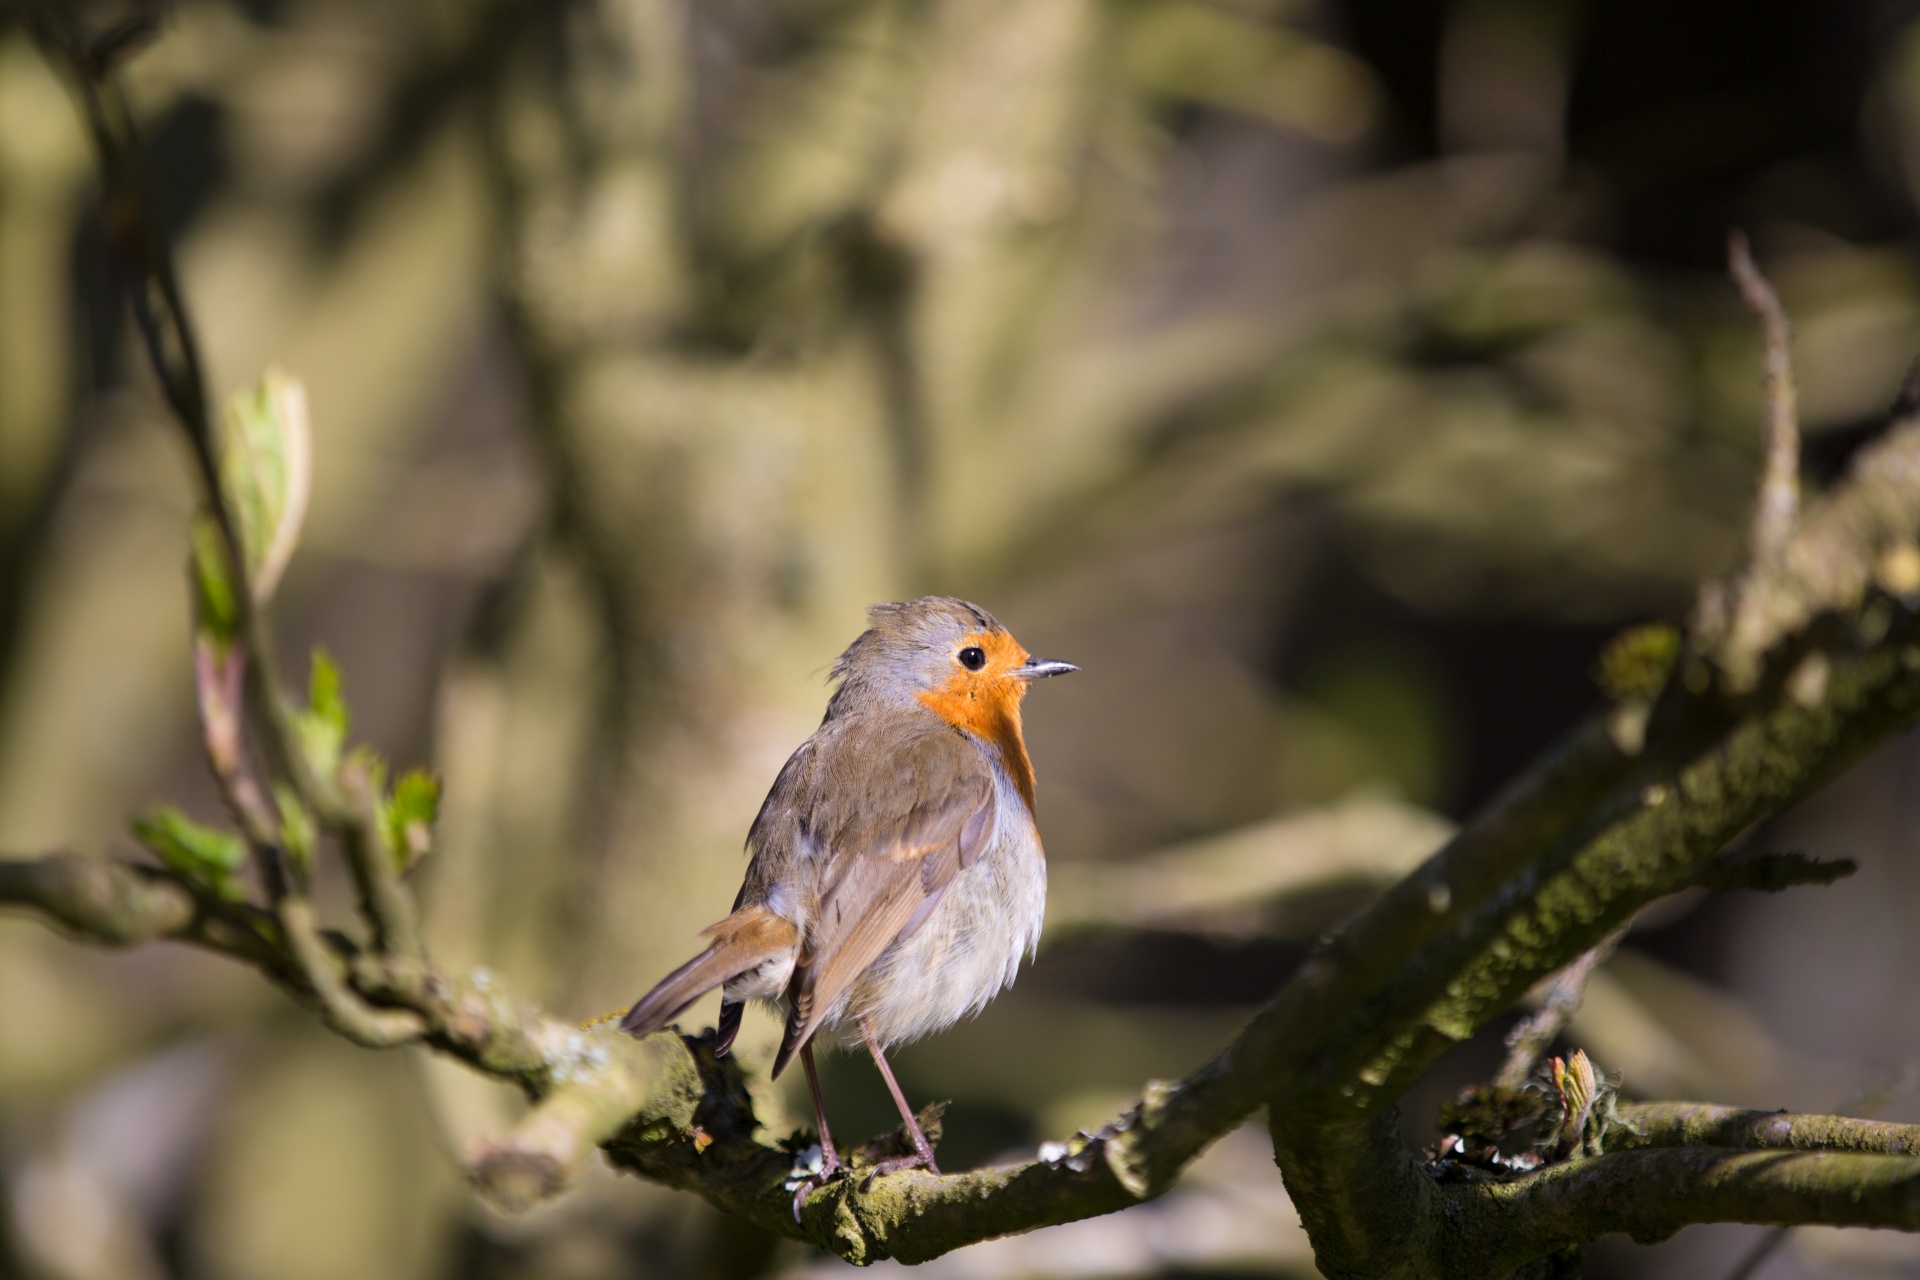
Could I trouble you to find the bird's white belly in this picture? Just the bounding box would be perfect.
[838,784,1046,1048]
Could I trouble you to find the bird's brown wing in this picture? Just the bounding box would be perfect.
[771,726,996,1076]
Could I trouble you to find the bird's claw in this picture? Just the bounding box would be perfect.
[787,1152,845,1221]
[789,1168,843,1220]
[858,1147,941,1191]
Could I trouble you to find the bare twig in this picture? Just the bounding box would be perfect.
[1494,851,1855,1094]
[1721,1231,1785,1280]
[277,897,425,1046]
[1496,925,1628,1089]
[19,0,424,1042]
[338,761,425,965]
[1728,230,1800,567]
[1695,233,1821,692]
[471,1034,678,1210]
[1697,850,1856,894]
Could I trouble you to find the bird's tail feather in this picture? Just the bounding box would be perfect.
[620,906,797,1038]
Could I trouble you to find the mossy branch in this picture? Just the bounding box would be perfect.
[1612,1103,1920,1155]
[1445,1146,1920,1277]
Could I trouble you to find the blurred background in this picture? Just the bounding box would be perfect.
[4,0,1920,1276]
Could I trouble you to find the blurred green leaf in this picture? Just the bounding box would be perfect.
[310,649,347,738]
[132,805,247,900]
[292,648,350,782]
[188,511,240,645]
[218,368,312,604]
[384,769,440,871]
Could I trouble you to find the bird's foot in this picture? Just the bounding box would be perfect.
[859,1143,940,1190]
[848,1098,947,1189]
[786,1145,845,1220]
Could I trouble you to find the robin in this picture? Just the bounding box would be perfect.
[619,597,1074,1207]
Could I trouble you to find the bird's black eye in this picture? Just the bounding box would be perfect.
[958,646,987,671]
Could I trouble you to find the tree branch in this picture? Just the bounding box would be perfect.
[1,851,202,946]
[1447,1147,1920,1277]
[1047,795,1453,941]
[1728,230,1800,569]
[1612,1103,1920,1155]
[1263,403,1920,1274]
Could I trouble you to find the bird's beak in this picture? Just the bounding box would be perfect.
[1012,656,1078,680]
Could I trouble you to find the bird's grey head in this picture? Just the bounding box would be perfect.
[826,597,1075,712]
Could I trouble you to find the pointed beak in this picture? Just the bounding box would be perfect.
[1011,656,1077,680]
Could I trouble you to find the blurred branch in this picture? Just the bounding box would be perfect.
[1694,236,1910,696]
[1047,794,1452,942]
[0,849,271,961]
[1728,230,1800,569]
[1713,1069,1920,1280]
[312,0,563,246]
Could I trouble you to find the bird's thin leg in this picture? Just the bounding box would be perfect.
[802,1041,841,1174]
[791,1040,844,1218]
[858,1015,941,1178]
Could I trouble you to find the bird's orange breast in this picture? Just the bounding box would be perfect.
[915,631,1038,814]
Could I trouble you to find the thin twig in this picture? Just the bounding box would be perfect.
[20,0,416,1038]
[277,897,425,1046]
[1713,1068,1919,1280]
[338,761,425,964]
[1495,925,1628,1088]
[1720,1230,1786,1280]
[1728,230,1800,567]
[1697,232,1814,691]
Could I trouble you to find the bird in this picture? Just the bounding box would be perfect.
[618,597,1074,1207]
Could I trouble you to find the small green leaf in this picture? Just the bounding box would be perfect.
[384,769,440,871]
[274,782,317,874]
[132,806,247,900]
[1550,1050,1600,1155]
[292,648,350,781]
[188,511,240,644]
[309,648,347,740]
[219,368,312,603]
